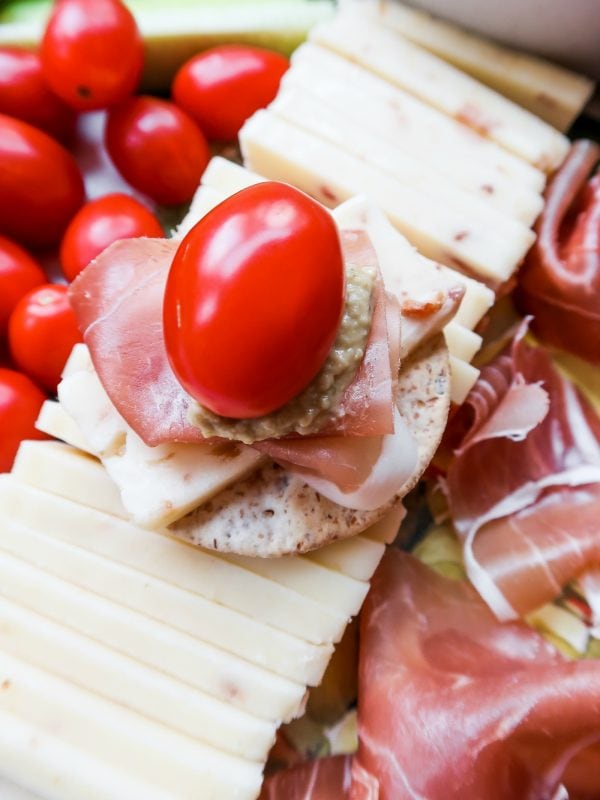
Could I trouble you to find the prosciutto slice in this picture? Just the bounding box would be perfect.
[259,756,353,800]
[445,323,600,619]
[69,231,396,447]
[352,550,600,800]
[517,140,600,364]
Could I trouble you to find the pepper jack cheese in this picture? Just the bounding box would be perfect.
[311,11,570,170]
[355,1,594,132]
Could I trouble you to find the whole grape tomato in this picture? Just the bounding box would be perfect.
[0,236,46,334]
[0,47,76,142]
[0,114,84,248]
[41,0,143,111]
[105,96,210,206]
[9,284,83,394]
[0,368,48,473]
[172,45,289,141]
[60,193,164,281]
[164,181,345,419]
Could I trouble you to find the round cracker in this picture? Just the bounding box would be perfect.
[170,335,450,557]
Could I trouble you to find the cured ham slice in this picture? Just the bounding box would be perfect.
[353,550,600,800]
[517,140,600,364]
[259,756,352,800]
[446,324,600,619]
[69,232,397,447]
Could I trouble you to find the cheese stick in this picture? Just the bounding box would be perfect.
[354,0,594,132]
[311,12,570,170]
[240,110,534,282]
[270,86,543,227]
[279,63,544,223]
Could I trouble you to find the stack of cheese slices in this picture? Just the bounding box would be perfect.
[0,2,594,798]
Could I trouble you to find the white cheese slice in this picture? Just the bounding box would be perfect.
[449,355,481,405]
[14,440,125,518]
[199,158,495,333]
[58,345,266,529]
[174,184,226,239]
[35,400,91,453]
[0,515,332,686]
[290,43,545,192]
[444,322,483,363]
[0,596,275,762]
[356,0,594,132]
[271,85,543,227]
[311,12,570,171]
[0,650,262,800]
[307,531,385,582]
[0,547,305,723]
[0,476,348,646]
[0,707,173,800]
[240,110,534,282]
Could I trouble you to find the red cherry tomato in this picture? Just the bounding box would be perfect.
[0,368,48,473]
[41,0,143,111]
[105,96,210,206]
[0,115,84,248]
[164,182,345,419]
[0,236,46,334]
[172,45,289,141]
[60,193,164,281]
[8,284,83,394]
[0,48,77,142]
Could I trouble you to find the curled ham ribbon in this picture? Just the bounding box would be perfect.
[352,551,600,800]
[445,321,600,620]
[517,139,600,364]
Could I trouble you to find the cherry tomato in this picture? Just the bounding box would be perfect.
[164,182,345,419]
[9,284,83,394]
[105,96,210,206]
[172,45,289,142]
[41,0,143,111]
[60,193,164,281]
[0,236,46,334]
[0,368,48,473]
[0,48,77,142]
[0,115,84,248]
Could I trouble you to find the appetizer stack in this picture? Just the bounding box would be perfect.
[0,0,597,798]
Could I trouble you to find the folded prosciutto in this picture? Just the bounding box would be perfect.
[517,139,600,364]
[445,323,600,619]
[353,550,600,800]
[259,756,353,800]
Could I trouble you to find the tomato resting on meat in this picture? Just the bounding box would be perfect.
[41,0,143,111]
[9,284,83,394]
[0,47,77,142]
[0,368,48,473]
[105,96,210,206]
[0,236,46,334]
[163,182,345,419]
[0,114,84,248]
[172,45,289,141]
[60,193,164,281]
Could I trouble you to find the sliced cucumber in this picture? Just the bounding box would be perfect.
[0,0,334,91]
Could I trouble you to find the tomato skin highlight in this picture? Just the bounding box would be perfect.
[172,45,289,141]
[60,193,164,281]
[0,236,46,335]
[0,368,48,473]
[164,182,345,419]
[105,96,210,206]
[8,284,83,394]
[0,114,84,248]
[0,47,77,142]
[41,0,143,111]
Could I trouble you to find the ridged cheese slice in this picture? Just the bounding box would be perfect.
[311,11,570,170]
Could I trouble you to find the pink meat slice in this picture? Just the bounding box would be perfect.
[445,322,600,619]
[259,756,353,800]
[69,231,396,447]
[352,550,600,800]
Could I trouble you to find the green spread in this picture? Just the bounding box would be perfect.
[188,264,376,443]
